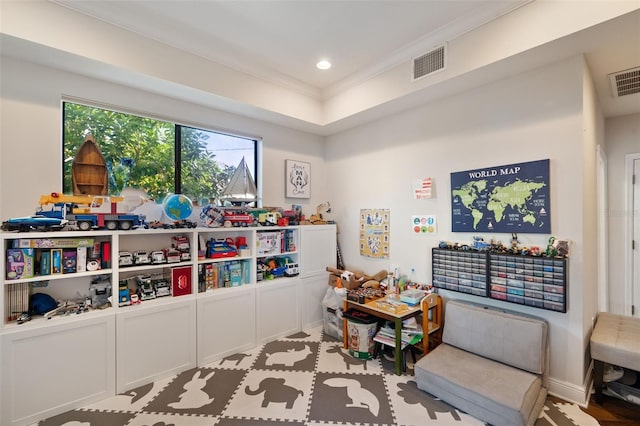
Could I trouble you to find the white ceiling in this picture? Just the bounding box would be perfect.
[51,0,531,97]
[3,1,639,134]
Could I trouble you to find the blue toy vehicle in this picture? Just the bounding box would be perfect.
[1,215,68,232]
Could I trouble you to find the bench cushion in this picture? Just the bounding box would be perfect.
[591,312,640,371]
[415,344,546,426]
[443,301,548,376]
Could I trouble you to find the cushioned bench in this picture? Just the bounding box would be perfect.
[415,300,548,426]
[590,312,640,404]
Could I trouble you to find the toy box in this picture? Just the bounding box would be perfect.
[400,289,426,306]
[76,246,87,272]
[51,249,62,274]
[12,238,94,249]
[6,249,35,280]
[172,266,192,296]
[228,261,242,287]
[63,249,77,274]
[256,231,282,255]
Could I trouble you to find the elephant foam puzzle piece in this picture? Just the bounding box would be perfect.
[245,378,303,408]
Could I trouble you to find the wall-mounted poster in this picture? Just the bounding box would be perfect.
[451,159,550,233]
[412,215,437,235]
[285,159,310,198]
[359,209,390,258]
[413,177,433,199]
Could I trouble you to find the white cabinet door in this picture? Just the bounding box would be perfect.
[257,280,299,343]
[1,314,115,426]
[300,274,331,329]
[116,297,196,393]
[196,286,256,366]
[299,225,336,278]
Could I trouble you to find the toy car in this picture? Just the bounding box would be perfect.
[119,251,134,267]
[130,293,140,304]
[136,275,156,300]
[151,250,167,264]
[153,279,171,297]
[1,215,69,232]
[164,248,181,263]
[171,235,190,251]
[134,250,151,265]
[180,250,191,261]
[284,263,299,277]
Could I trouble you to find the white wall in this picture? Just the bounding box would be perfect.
[325,55,593,402]
[0,56,327,220]
[606,113,640,314]
[581,58,604,381]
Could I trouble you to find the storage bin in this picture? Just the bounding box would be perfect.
[344,310,378,360]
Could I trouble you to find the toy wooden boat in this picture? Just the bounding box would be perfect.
[72,134,108,195]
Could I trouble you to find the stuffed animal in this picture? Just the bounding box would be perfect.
[326,267,387,290]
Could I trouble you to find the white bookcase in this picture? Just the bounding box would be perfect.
[0,224,336,426]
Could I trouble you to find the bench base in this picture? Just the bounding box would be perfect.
[590,312,640,404]
[415,344,546,426]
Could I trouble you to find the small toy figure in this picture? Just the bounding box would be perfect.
[545,237,557,257]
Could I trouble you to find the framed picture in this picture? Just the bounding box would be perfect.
[285,159,311,198]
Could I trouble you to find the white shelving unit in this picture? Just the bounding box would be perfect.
[0,224,336,426]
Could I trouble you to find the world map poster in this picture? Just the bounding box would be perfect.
[451,159,550,233]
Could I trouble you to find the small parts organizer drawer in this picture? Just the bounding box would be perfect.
[432,248,568,313]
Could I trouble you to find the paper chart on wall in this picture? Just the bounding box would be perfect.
[413,177,433,199]
[359,209,389,258]
[411,215,437,235]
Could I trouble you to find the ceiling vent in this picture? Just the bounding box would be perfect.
[413,45,446,81]
[608,66,640,97]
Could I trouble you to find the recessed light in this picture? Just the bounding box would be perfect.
[316,60,331,70]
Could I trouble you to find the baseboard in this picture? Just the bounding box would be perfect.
[548,362,593,407]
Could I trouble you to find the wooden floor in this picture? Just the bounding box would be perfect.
[548,395,640,425]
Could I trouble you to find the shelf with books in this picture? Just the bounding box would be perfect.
[2,233,113,326]
[197,258,252,292]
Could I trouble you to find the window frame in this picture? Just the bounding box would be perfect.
[61,99,262,206]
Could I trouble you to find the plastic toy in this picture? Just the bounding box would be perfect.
[136,275,156,300]
[284,263,299,277]
[258,211,281,226]
[86,260,100,271]
[172,235,190,251]
[151,250,167,264]
[90,277,112,308]
[164,248,181,263]
[472,236,490,251]
[118,280,131,306]
[1,215,69,232]
[153,279,171,297]
[133,250,151,265]
[119,251,133,267]
[16,311,32,324]
[206,239,237,259]
[37,193,145,231]
[223,210,254,227]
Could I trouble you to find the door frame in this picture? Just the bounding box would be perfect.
[597,145,608,312]
[625,153,640,317]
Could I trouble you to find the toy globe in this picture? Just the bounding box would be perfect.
[163,194,193,221]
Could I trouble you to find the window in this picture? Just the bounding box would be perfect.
[62,102,258,205]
